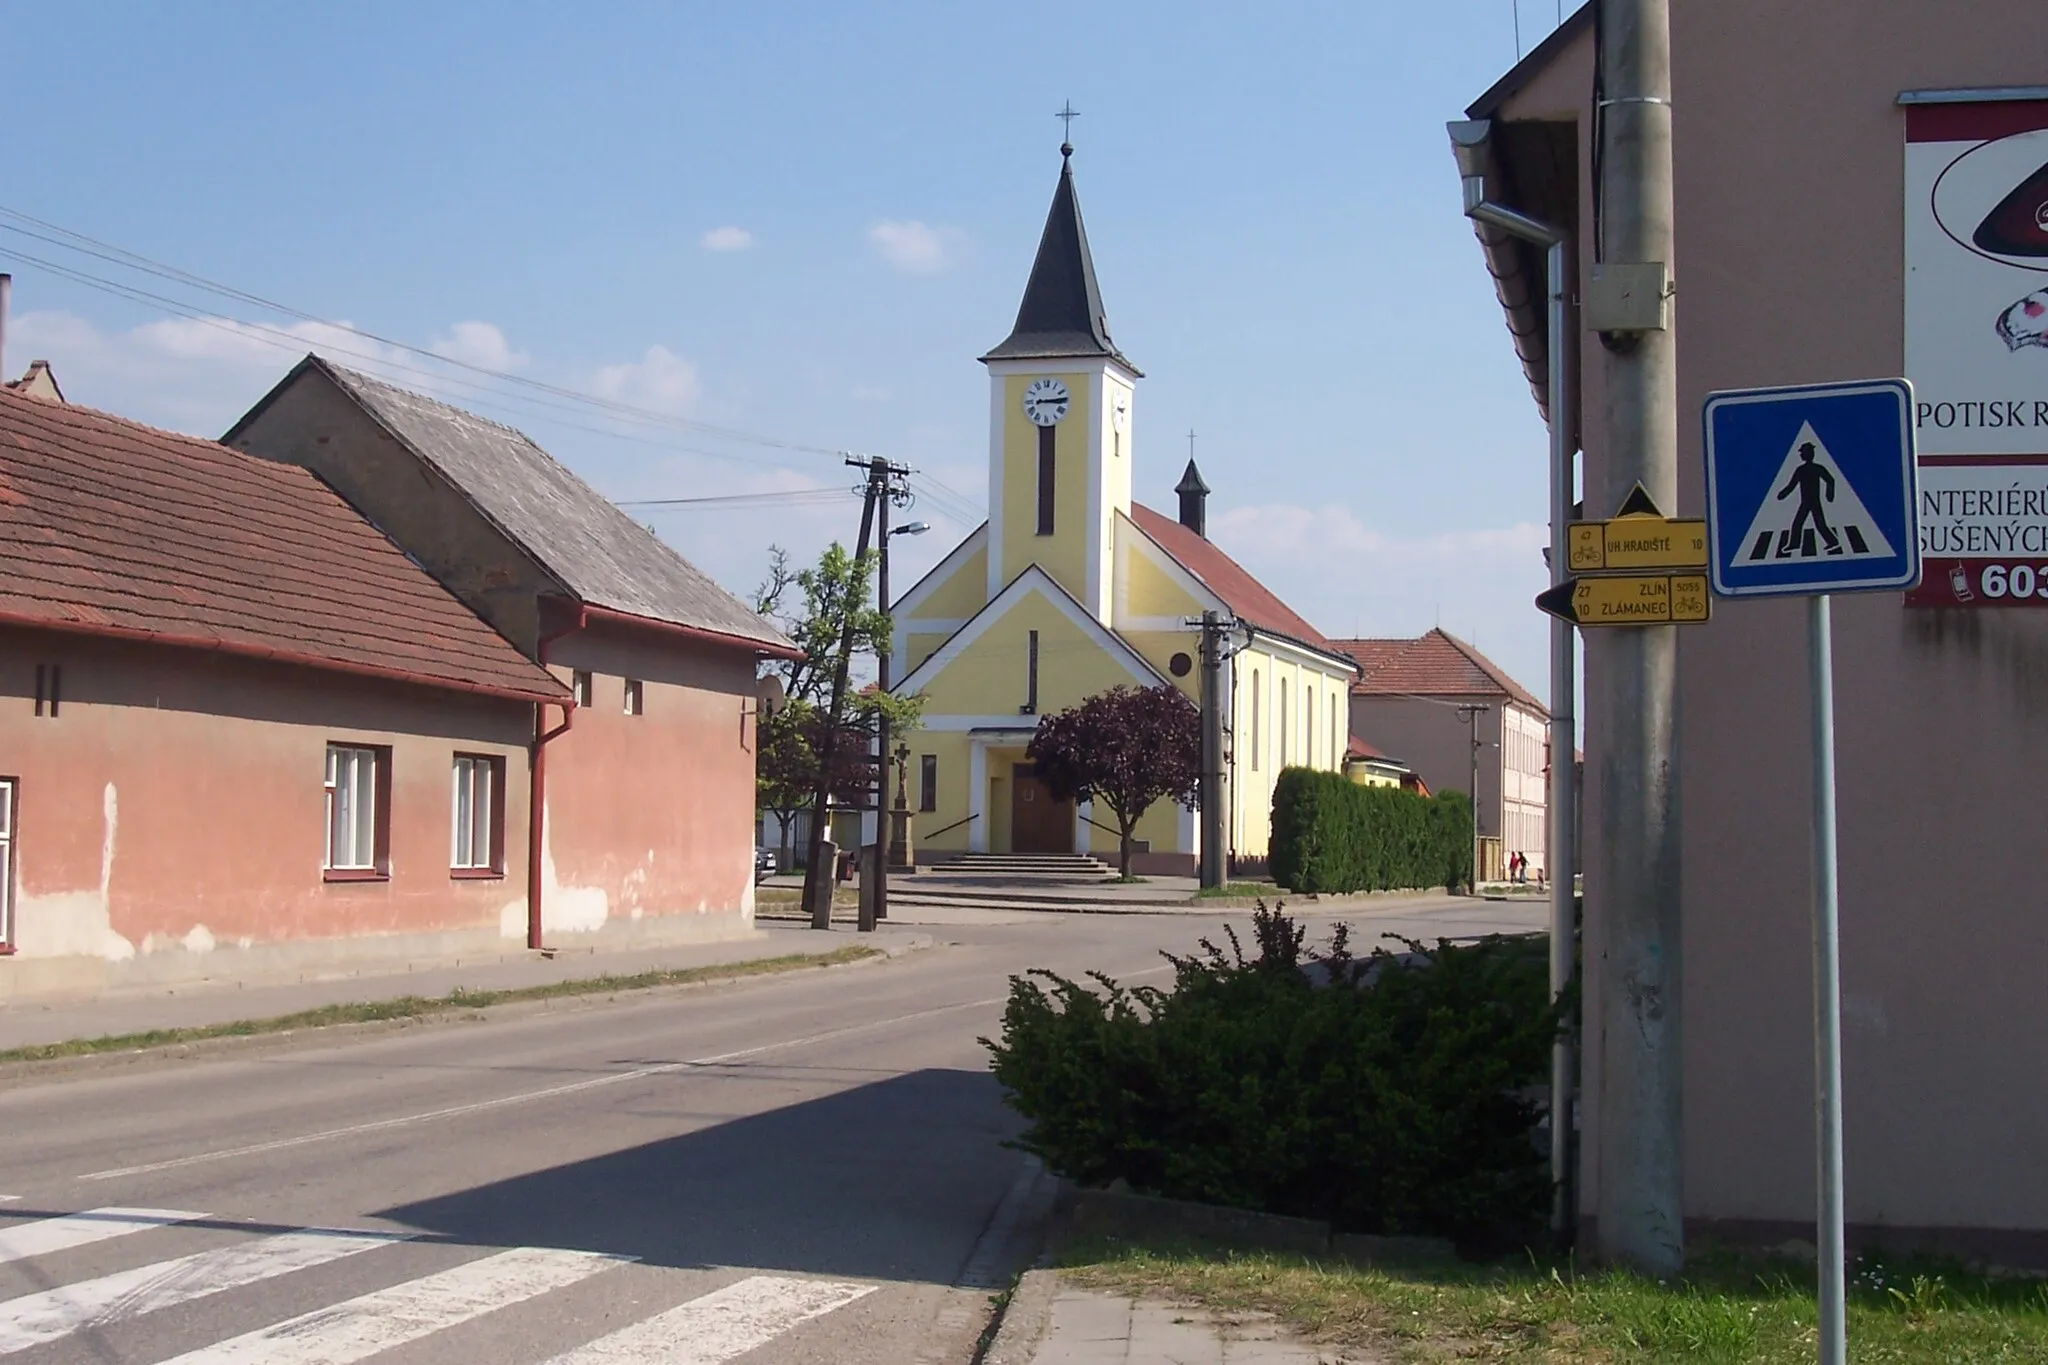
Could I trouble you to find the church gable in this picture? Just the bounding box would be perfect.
[1113,508,1223,627]
[895,565,1166,718]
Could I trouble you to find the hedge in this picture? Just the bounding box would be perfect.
[1269,768,1471,894]
[983,905,1560,1252]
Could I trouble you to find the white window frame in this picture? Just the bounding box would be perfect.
[450,754,501,872]
[623,678,644,716]
[572,670,593,707]
[0,777,14,948]
[324,744,382,873]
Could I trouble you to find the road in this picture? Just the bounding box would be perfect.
[0,896,1540,1365]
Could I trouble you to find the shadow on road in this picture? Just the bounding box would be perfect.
[372,1066,1023,1283]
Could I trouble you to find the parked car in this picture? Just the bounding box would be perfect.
[754,846,779,880]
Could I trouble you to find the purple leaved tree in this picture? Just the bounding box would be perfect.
[1026,684,1202,879]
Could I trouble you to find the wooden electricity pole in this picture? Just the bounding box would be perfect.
[802,457,886,931]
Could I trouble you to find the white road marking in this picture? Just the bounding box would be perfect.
[79,996,1004,1182]
[156,1245,628,1364]
[0,1207,201,1266]
[0,1198,19,1204]
[0,1227,406,1355]
[538,1274,875,1364]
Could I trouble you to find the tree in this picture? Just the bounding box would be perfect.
[751,543,923,866]
[755,700,881,869]
[1026,684,1201,879]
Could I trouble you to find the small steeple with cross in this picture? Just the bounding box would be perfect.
[1056,100,1079,158]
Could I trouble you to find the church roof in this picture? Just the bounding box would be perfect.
[1128,504,1352,667]
[981,149,1139,373]
[1174,459,1210,496]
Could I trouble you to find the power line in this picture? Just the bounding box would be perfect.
[619,488,853,509]
[0,204,993,522]
[0,207,840,457]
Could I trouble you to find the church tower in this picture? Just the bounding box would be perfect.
[980,142,1141,623]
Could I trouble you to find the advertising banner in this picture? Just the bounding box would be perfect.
[1904,98,2048,606]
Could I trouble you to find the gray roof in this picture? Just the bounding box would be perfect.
[981,148,1140,374]
[317,361,794,652]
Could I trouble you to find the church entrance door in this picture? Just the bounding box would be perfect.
[1010,763,1074,854]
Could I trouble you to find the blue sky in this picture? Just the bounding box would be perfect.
[3,1,1571,696]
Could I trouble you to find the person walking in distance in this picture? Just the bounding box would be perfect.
[1776,441,1843,557]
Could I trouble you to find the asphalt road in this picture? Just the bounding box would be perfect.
[0,897,1541,1365]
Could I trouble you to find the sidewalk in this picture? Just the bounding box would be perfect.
[0,924,921,1053]
[1019,1286,1378,1364]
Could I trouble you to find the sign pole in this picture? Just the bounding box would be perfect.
[1808,593,1846,1365]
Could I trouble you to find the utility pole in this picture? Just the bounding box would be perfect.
[863,470,890,935]
[1194,611,1231,889]
[803,457,885,931]
[866,464,922,932]
[1591,0,1684,1277]
[1457,703,1491,891]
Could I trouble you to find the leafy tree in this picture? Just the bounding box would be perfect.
[751,543,923,864]
[1026,684,1201,878]
[755,700,882,868]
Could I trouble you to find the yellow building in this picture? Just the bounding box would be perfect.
[892,145,1357,873]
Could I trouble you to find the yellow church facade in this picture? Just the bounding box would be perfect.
[892,145,1356,873]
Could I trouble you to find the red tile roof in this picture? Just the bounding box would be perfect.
[0,387,565,702]
[1331,628,1545,714]
[1128,504,1352,665]
[1346,734,1393,761]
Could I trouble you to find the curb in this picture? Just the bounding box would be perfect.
[977,1266,1062,1365]
[0,937,930,1085]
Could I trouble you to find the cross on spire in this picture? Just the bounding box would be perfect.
[1056,100,1080,156]
[1187,428,1197,461]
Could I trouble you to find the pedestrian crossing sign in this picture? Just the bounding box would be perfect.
[1704,379,1920,598]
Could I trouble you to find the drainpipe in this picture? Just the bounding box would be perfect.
[529,605,586,950]
[1448,118,1578,1240]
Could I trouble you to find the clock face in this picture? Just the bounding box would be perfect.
[1022,377,1070,427]
[1111,393,1129,433]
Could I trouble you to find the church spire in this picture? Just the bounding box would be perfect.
[1176,458,1210,537]
[981,142,1139,373]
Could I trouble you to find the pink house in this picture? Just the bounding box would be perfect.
[227,358,799,951]
[0,384,565,998]
[1465,2,2048,1263]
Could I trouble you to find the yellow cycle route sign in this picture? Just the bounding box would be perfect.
[1538,573,1711,626]
[1540,484,1713,626]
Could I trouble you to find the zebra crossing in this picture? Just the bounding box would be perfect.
[0,1206,878,1363]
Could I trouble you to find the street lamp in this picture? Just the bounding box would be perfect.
[1456,702,1492,893]
[873,513,931,921]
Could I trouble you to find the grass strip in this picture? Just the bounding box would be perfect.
[1192,882,1280,899]
[1058,1236,2048,1363]
[0,945,882,1065]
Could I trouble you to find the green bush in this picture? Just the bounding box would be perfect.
[1270,769,1472,894]
[983,905,1561,1252]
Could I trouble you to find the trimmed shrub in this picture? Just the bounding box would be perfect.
[983,906,1561,1251]
[1270,769,1472,894]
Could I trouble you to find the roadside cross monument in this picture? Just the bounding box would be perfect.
[1703,377,1919,1365]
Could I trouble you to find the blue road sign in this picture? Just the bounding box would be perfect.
[1704,379,1920,598]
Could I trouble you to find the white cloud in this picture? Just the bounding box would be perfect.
[589,344,701,415]
[431,321,528,371]
[1211,501,1553,701]
[700,225,755,252]
[867,220,963,273]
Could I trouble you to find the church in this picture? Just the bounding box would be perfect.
[891,142,1358,873]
